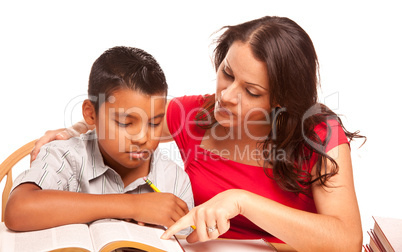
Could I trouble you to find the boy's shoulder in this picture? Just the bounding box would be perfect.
[38,130,96,157]
[151,148,186,176]
[150,148,192,198]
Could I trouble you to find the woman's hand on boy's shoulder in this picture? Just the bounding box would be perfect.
[31,120,93,162]
[30,128,77,163]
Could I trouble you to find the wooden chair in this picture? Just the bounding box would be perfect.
[0,140,36,221]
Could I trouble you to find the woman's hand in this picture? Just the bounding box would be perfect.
[30,128,76,162]
[161,189,244,242]
[31,121,92,162]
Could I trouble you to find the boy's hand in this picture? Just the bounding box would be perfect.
[132,193,189,228]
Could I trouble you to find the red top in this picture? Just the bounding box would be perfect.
[167,95,349,243]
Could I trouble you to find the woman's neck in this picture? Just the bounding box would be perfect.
[212,123,270,143]
[201,124,272,167]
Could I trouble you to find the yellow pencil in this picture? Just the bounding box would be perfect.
[143,177,196,230]
[143,177,161,192]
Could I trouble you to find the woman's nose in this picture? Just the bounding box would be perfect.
[220,83,240,105]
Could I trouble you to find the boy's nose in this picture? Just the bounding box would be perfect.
[129,129,148,145]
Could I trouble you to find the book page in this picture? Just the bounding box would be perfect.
[0,222,93,252]
[88,219,183,252]
[373,216,402,251]
[180,238,278,252]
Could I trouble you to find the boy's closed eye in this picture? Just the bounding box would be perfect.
[149,117,164,127]
[115,115,164,128]
[116,121,132,127]
[115,121,161,128]
[149,122,160,127]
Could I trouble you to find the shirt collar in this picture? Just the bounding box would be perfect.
[123,148,160,192]
[82,130,109,181]
[84,130,160,191]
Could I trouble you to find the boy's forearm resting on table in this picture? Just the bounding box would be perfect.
[5,183,188,232]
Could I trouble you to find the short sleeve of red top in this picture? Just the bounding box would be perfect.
[167,95,349,243]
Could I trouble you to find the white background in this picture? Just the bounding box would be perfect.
[1,0,401,246]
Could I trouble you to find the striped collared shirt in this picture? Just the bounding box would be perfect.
[12,131,194,224]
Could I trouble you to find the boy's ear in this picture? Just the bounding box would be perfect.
[82,100,96,126]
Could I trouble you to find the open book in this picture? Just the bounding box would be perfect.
[0,219,184,252]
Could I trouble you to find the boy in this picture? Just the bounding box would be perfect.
[4,46,193,233]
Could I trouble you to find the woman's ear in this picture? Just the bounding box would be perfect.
[82,100,96,126]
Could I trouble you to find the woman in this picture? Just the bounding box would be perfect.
[31,16,364,251]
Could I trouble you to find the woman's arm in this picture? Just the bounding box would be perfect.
[162,143,362,252]
[5,183,189,231]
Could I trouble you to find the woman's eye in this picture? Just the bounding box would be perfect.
[246,89,260,97]
[222,68,234,79]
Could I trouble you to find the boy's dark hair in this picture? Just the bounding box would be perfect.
[88,46,168,112]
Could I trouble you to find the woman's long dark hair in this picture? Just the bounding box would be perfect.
[195,16,365,194]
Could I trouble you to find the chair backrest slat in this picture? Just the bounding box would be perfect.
[0,140,36,221]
